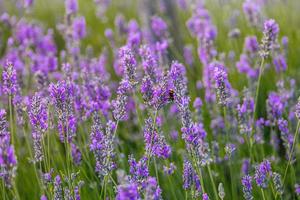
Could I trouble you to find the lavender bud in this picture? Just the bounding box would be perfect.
[119,46,137,85]
[241,175,253,200]
[254,160,272,188]
[210,62,231,106]
[72,16,86,40]
[260,19,279,58]
[54,175,63,200]
[218,182,225,199]
[116,182,140,200]
[295,97,300,119]
[2,61,18,96]
[272,172,283,196]
[144,177,162,200]
[295,184,300,196]
[65,0,78,15]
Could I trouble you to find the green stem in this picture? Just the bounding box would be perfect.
[12,180,20,200]
[154,158,160,185]
[1,180,6,200]
[8,95,14,146]
[261,188,266,200]
[147,110,158,167]
[250,58,265,163]
[207,165,219,200]
[253,58,265,122]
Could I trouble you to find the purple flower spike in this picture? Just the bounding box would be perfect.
[119,46,137,85]
[0,110,17,188]
[116,183,140,200]
[296,98,300,119]
[144,117,171,159]
[144,177,162,200]
[73,16,86,40]
[242,175,253,200]
[260,19,279,58]
[65,0,78,15]
[254,160,272,188]
[54,175,63,200]
[295,184,300,196]
[2,61,18,96]
[29,93,48,162]
[210,62,231,106]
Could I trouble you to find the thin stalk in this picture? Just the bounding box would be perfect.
[154,158,160,185]
[223,107,229,143]
[229,159,236,199]
[8,95,14,146]
[108,174,117,187]
[1,180,6,200]
[261,188,266,200]
[253,58,265,122]
[207,165,219,200]
[12,180,20,200]
[147,109,158,167]
[250,58,265,163]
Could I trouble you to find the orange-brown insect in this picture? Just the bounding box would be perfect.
[169,89,175,101]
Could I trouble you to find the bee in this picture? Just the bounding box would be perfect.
[168,89,175,101]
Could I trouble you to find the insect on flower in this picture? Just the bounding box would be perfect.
[168,89,175,102]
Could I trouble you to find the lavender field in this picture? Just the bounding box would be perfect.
[1,0,300,199]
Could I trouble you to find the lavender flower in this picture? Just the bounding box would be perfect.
[54,175,63,200]
[0,109,9,137]
[40,194,47,200]
[112,79,132,121]
[74,186,81,200]
[241,159,251,175]
[116,182,140,200]
[182,160,201,196]
[128,155,149,187]
[183,45,194,66]
[273,54,287,73]
[65,0,78,15]
[29,93,48,162]
[119,46,137,85]
[2,61,18,96]
[139,45,159,83]
[163,162,176,175]
[254,160,272,188]
[49,81,75,142]
[144,117,171,159]
[141,76,154,105]
[0,134,17,188]
[71,143,81,166]
[210,62,231,106]
[202,193,209,200]
[169,61,187,98]
[243,0,261,27]
[241,175,253,200]
[295,97,300,119]
[72,16,86,40]
[90,114,116,178]
[24,0,34,8]
[144,177,162,200]
[260,19,279,58]
[244,36,259,54]
[237,90,254,136]
[272,172,283,196]
[267,92,285,123]
[295,184,300,196]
